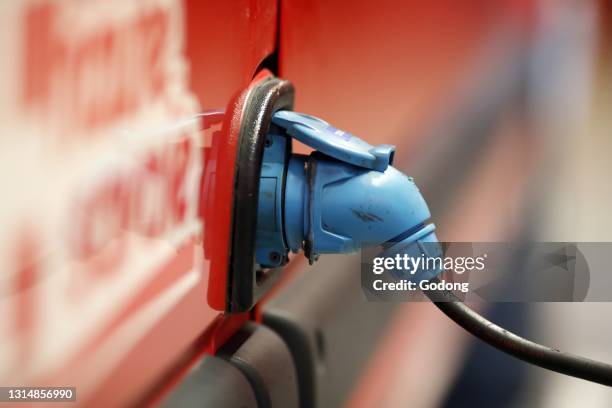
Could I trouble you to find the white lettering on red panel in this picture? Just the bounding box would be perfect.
[0,0,205,388]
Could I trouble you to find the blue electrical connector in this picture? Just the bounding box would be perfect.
[255,110,441,283]
[255,111,612,388]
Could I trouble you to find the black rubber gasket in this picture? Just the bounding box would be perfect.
[228,77,295,312]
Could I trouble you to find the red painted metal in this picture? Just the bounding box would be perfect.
[83,4,280,405]
[0,0,541,406]
[0,1,278,406]
[279,0,533,152]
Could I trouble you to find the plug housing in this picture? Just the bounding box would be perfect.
[256,111,438,275]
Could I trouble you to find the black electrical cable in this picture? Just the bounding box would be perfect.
[423,277,612,386]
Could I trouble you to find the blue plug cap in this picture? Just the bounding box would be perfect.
[272,111,395,172]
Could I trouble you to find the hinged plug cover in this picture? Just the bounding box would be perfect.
[272,111,395,171]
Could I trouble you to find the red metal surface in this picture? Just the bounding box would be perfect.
[83,3,280,404]
[0,0,278,406]
[0,1,541,406]
[187,0,279,312]
[279,0,532,152]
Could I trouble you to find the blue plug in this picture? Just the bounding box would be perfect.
[255,111,441,282]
